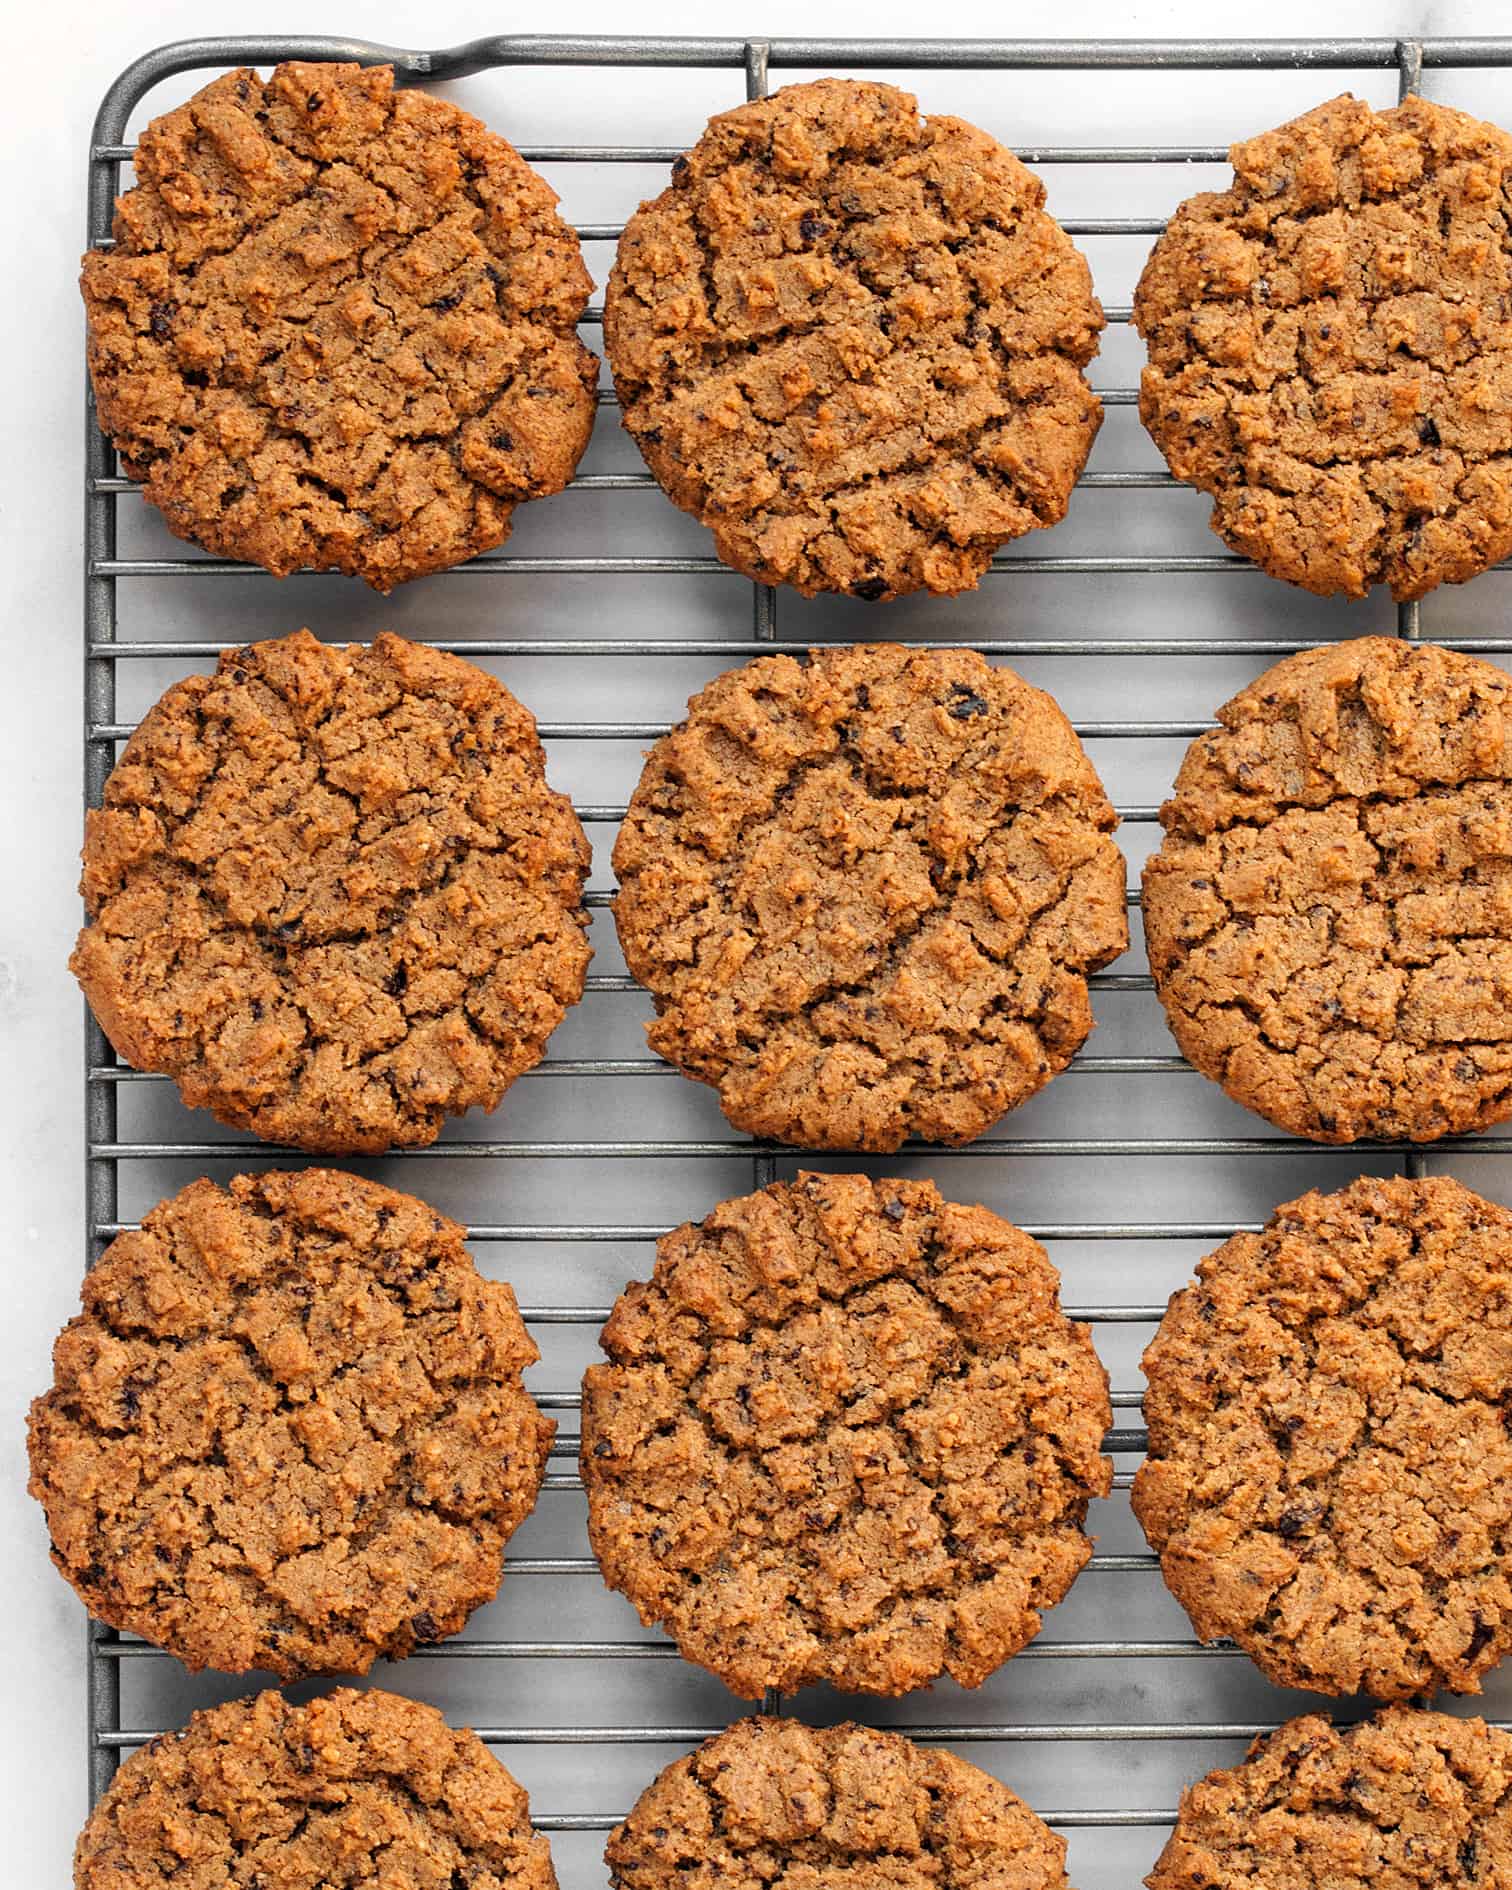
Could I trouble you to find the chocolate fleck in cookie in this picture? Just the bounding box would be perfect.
[605,78,1103,600]
[1136,1175,1512,1700]
[28,1170,552,1677]
[613,644,1127,1151]
[74,1686,558,1890]
[70,629,591,1152]
[1148,1707,1512,1889]
[608,1717,1070,1890]
[1144,636,1512,1143]
[1136,93,1512,601]
[581,1173,1111,1698]
[82,62,597,589]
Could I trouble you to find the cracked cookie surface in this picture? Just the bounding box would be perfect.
[82,62,597,589]
[1136,93,1512,601]
[1135,1175,1512,1700]
[608,1716,1070,1890]
[1143,636,1512,1144]
[581,1173,1111,1698]
[1148,1707,1512,1889]
[28,1170,553,1677]
[612,644,1127,1151]
[604,78,1104,600]
[74,1686,558,1889]
[70,629,591,1152]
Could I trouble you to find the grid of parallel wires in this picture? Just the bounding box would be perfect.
[78,29,1512,1873]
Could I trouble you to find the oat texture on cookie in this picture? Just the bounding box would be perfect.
[1144,636,1512,1143]
[1136,1175,1512,1700]
[581,1173,1112,1699]
[70,629,591,1153]
[73,1687,559,1889]
[1136,93,1512,600]
[612,644,1128,1152]
[605,78,1104,600]
[82,62,598,589]
[28,1170,552,1678]
[1148,1707,1512,1889]
[608,1717,1071,1890]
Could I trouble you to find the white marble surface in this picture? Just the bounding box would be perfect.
[7,0,1512,1878]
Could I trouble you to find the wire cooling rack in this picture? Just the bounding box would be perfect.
[79,32,1512,1890]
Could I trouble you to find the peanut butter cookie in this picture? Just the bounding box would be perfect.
[613,643,1127,1152]
[71,630,591,1153]
[29,1170,552,1677]
[83,62,597,588]
[1144,636,1512,1143]
[1149,1707,1512,1889]
[75,1687,558,1889]
[1137,94,1512,600]
[606,78,1103,599]
[582,1173,1111,1698]
[608,1717,1071,1890]
[1136,1175,1512,1699]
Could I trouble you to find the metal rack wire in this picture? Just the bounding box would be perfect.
[79,33,1512,1890]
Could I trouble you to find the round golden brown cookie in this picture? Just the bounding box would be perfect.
[1148,1706,1512,1889]
[82,62,597,589]
[1136,1174,1512,1700]
[612,644,1127,1152]
[1144,636,1512,1144]
[608,1717,1070,1890]
[71,629,591,1153]
[604,77,1103,600]
[28,1170,552,1677]
[581,1173,1111,1698]
[1136,93,1512,601]
[74,1686,557,1890]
